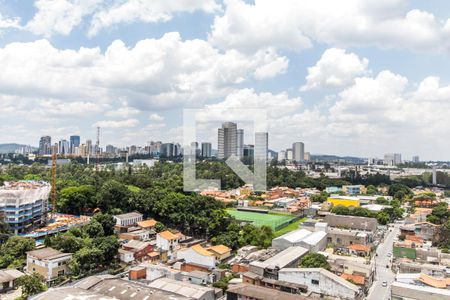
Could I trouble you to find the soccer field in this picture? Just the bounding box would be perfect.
[226,209,295,230]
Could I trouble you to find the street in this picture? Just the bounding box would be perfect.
[366,223,400,300]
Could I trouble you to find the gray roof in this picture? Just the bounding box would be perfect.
[27,247,71,260]
[279,268,360,293]
[227,283,309,300]
[0,269,25,283]
[74,276,191,300]
[114,212,143,220]
[324,214,378,232]
[31,287,115,300]
[149,278,214,299]
[251,246,308,269]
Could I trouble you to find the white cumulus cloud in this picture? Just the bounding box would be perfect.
[301,48,369,91]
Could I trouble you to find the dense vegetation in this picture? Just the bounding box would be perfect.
[299,253,330,269]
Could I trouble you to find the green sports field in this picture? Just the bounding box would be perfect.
[226,209,295,230]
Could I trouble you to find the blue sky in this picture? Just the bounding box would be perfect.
[0,0,449,160]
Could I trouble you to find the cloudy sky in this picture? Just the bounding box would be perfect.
[0,0,449,160]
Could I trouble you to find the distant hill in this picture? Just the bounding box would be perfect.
[0,143,36,154]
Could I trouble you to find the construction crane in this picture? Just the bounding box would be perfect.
[51,145,57,216]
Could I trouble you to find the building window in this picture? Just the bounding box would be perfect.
[311,279,319,285]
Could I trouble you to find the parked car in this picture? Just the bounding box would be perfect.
[382,281,387,287]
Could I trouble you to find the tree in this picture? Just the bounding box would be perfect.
[300,253,330,270]
[388,184,412,200]
[154,222,165,233]
[45,233,85,253]
[58,185,96,215]
[0,236,34,268]
[16,273,47,298]
[331,205,350,215]
[83,220,105,238]
[92,236,119,264]
[93,213,116,236]
[96,180,131,212]
[70,247,104,275]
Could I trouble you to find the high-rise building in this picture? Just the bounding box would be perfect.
[237,129,244,158]
[86,140,93,155]
[218,122,237,160]
[58,140,70,155]
[412,156,420,163]
[201,142,212,158]
[243,145,254,158]
[304,152,311,162]
[173,143,181,157]
[278,150,286,161]
[105,145,116,154]
[38,136,52,155]
[69,135,80,154]
[286,148,293,160]
[384,153,402,166]
[161,143,174,157]
[292,142,305,162]
[254,132,268,160]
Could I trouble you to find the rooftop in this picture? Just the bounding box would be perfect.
[114,212,143,220]
[137,219,157,228]
[206,244,231,255]
[27,247,71,260]
[159,230,178,241]
[341,273,365,285]
[255,246,308,269]
[149,278,214,299]
[227,283,309,300]
[0,269,24,283]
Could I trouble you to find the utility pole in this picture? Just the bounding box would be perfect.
[96,126,100,172]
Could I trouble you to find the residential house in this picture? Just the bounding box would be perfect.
[137,219,157,230]
[122,240,153,261]
[0,269,24,292]
[206,245,232,261]
[156,230,180,259]
[177,244,216,269]
[346,244,371,257]
[26,247,72,282]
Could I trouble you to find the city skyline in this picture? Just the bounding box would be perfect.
[1,1,450,160]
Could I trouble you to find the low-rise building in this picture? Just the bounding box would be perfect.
[342,185,367,195]
[391,281,450,300]
[226,283,308,300]
[206,245,232,261]
[33,275,190,300]
[327,227,370,247]
[122,240,153,261]
[156,230,180,259]
[278,268,363,300]
[327,196,361,207]
[249,246,309,279]
[149,278,218,300]
[26,247,72,282]
[113,212,143,232]
[0,269,24,292]
[177,244,216,269]
[272,229,327,252]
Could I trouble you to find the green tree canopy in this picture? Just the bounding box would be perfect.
[299,253,330,269]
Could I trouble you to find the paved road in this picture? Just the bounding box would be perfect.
[366,224,400,300]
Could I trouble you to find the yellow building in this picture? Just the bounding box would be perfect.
[327,196,360,207]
